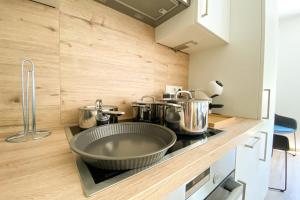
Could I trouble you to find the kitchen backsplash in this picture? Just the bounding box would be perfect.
[0,0,188,136]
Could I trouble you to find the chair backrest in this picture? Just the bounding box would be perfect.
[273,134,290,151]
[275,114,297,130]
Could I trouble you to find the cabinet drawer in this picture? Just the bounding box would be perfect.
[235,133,262,200]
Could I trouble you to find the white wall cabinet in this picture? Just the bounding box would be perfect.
[155,0,230,53]
[197,0,230,41]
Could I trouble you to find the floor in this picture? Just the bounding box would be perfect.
[265,148,300,200]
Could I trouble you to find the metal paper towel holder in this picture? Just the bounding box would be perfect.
[5,59,51,143]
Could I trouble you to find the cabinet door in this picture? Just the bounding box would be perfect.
[235,134,262,200]
[257,130,272,198]
[197,0,230,42]
[257,0,278,198]
[256,123,274,199]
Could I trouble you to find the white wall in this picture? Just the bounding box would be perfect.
[189,0,262,119]
[276,15,300,135]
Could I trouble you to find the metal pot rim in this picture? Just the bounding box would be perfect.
[173,99,209,103]
[131,103,148,107]
[79,105,118,111]
[133,101,166,105]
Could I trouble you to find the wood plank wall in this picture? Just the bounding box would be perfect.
[0,0,189,136]
[0,0,60,136]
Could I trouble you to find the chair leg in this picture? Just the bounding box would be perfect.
[282,151,287,192]
[269,151,288,192]
[287,131,297,156]
[293,131,297,156]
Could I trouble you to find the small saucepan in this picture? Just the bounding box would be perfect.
[79,103,124,129]
[132,96,165,124]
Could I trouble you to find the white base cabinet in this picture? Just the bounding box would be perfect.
[256,123,274,199]
[235,121,274,200]
[235,129,263,200]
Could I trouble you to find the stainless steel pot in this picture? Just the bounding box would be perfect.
[79,102,124,129]
[166,91,209,134]
[132,96,165,124]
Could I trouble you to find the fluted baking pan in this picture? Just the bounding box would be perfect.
[70,122,176,170]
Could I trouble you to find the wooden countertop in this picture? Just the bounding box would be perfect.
[0,118,261,200]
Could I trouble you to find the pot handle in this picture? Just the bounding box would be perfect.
[166,102,182,108]
[103,110,125,116]
[175,90,193,100]
[141,96,155,102]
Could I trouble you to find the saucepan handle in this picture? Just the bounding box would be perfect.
[141,96,155,103]
[175,90,192,100]
[166,103,182,108]
[102,110,125,116]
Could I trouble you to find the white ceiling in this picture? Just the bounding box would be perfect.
[278,0,300,18]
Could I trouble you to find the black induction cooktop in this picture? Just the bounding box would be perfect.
[68,126,223,186]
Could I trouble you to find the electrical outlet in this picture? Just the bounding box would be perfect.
[165,85,183,94]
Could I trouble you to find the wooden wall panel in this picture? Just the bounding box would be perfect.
[59,0,188,124]
[0,0,188,134]
[0,0,60,136]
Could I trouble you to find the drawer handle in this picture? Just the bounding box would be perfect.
[259,131,268,162]
[244,136,260,149]
[237,180,247,200]
[262,89,271,119]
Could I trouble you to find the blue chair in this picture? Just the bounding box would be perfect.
[274,114,297,156]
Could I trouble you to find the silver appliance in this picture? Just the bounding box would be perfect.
[94,0,190,27]
[165,149,245,200]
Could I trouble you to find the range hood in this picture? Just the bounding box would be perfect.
[95,0,190,27]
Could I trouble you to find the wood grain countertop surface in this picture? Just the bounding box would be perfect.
[0,118,262,200]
